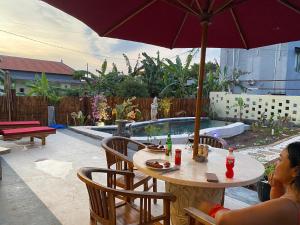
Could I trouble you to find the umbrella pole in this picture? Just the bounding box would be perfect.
[193,21,208,159]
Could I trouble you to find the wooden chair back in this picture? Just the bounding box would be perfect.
[78,167,175,225]
[189,135,228,149]
[77,167,131,225]
[185,207,216,225]
[101,136,146,171]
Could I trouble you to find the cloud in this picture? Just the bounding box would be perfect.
[0,0,220,74]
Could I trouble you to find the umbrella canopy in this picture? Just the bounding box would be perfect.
[42,0,300,157]
[42,0,300,49]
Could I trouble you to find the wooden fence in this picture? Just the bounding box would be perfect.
[0,95,209,126]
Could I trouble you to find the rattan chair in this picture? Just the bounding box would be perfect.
[188,135,228,149]
[77,167,176,225]
[185,207,216,225]
[101,136,158,203]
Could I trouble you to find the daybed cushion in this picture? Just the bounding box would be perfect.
[0,121,40,126]
[0,127,55,136]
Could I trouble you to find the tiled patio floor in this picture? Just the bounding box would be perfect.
[0,129,259,225]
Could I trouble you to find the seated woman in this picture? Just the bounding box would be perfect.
[199,142,300,225]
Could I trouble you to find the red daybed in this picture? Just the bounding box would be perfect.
[0,121,41,129]
[0,126,56,145]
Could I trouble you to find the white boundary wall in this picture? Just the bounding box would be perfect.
[210,92,300,125]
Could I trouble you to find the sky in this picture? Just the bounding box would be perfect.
[0,0,220,74]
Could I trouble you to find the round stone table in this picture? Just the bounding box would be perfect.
[133,145,264,225]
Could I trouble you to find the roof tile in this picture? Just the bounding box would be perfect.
[0,55,74,75]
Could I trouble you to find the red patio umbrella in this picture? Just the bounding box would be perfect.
[42,0,300,157]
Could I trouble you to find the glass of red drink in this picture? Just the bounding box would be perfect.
[175,149,181,166]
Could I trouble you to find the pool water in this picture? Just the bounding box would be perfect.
[92,119,231,137]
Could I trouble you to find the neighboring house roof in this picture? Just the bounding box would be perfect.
[0,55,74,75]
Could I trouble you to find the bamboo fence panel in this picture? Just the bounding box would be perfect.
[0,96,209,125]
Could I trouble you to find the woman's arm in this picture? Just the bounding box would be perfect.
[215,198,297,225]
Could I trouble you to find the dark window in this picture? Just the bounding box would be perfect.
[271,106,275,109]
[286,107,289,110]
[286,100,290,104]
[258,105,262,108]
[296,49,300,72]
[19,88,24,93]
[279,103,282,106]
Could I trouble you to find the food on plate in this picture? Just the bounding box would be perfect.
[146,161,163,168]
[164,161,171,168]
[146,160,171,169]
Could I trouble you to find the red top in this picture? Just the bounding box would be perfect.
[0,121,40,126]
[0,126,56,136]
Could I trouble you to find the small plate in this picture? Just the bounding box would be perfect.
[146,146,166,152]
[145,159,174,171]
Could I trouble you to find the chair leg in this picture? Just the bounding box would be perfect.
[90,214,96,225]
[42,137,46,145]
[221,188,225,206]
[153,178,157,204]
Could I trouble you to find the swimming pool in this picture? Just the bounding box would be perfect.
[91,118,231,137]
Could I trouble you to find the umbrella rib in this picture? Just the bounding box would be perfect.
[102,0,158,36]
[195,0,203,15]
[278,0,300,14]
[173,0,201,16]
[171,0,197,48]
[230,8,248,49]
[208,0,216,13]
[213,0,235,16]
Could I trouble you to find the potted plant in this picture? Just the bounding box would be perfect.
[113,97,141,137]
[257,163,276,202]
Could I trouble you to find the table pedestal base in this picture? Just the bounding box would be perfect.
[165,182,223,225]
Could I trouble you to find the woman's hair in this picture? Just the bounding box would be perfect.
[287,142,300,189]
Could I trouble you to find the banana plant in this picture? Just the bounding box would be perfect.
[123,53,143,77]
[161,52,194,98]
[140,52,165,97]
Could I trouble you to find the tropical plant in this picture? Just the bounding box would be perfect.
[73,61,123,96]
[26,72,61,105]
[116,77,149,97]
[91,94,111,124]
[115,97,141,121]
[70,111,86,126]
[144,124,162,143]
[123,53,143,77]
[161,52,194,98]
[158,98,172,118]
[232,97,247,121]
[140,52,165,97]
